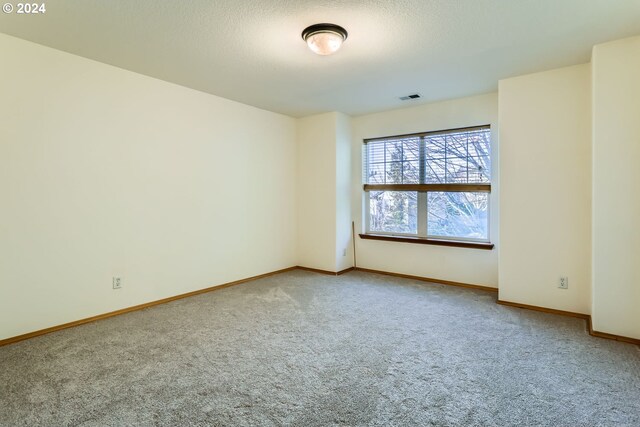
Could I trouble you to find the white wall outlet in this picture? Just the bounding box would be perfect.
[342,248,347,257]
[112,277,122,290]
[559,276,568,289]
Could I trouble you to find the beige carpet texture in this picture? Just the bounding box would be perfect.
[1,270,639,426]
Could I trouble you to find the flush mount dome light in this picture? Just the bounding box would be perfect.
[302,23,348,55]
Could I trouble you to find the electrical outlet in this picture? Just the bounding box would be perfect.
[342,248,347,257]
[559,276,568,289]
[112,277,122,290]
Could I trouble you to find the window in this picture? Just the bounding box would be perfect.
[362,125,493,249]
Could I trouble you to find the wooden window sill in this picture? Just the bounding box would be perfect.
[359,233,494,250]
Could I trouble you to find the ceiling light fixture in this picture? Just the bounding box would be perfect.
[301,23,348,56]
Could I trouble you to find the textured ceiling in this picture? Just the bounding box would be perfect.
[1,0,640,117]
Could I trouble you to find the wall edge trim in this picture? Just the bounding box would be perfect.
[3,267,636,348]
[498,299,639,346]
[296,266,355,276]
[0,266,298,347]
[353,267,498,292]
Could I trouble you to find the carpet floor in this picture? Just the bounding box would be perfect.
[1,270,639,426]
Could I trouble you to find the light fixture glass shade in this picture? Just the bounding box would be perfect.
[306,31,344,55]
[302,24,348,56]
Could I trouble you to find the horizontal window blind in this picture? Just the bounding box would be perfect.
[364,136,421,185]
[364,126,491,186]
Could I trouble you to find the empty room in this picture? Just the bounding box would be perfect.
[1,1,639,425]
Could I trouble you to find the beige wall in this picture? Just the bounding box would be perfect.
[297,113,338,272]
[592,36,640,339]
[335,113,354,271]
[498,64,592,314]
[3,30,639,342]
[351,93,499,287]
[0,34,298,340]
[297,112,353,272]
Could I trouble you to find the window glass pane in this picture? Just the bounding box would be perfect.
[383,161,420,184]
[425,158,446,183]
[365,141,384,184]
[424,128,491,184]
[427,192,488,240]
[425,135,446,160]
[369,191,417,234]
[365,137,420,184]
[445,155,468,183]
[384,161,402,184]
[467,130,491,158]
[367,162,385,184]
[367,140,385,164]
[403,139,420,161]
[402,160,420,184]
[467,156,490,183]
[445,133,467,158]
[385,140,403,162]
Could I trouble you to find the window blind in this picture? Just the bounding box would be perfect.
[364,126,491,187]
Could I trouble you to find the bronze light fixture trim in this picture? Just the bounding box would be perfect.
[301,23,348,55]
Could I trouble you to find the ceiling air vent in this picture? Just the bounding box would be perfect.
[399,94,421,101]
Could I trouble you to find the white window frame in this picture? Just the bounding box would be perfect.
[362,125,492,245]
